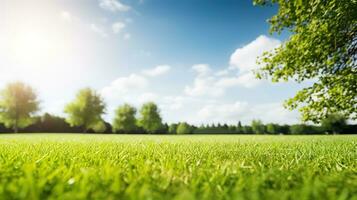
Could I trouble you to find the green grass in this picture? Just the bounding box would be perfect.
[0,134,356,200]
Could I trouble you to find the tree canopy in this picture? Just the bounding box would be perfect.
[254,0,357,122]
[138,102,163,134]
[168,123,178,134]
[112,104,137,133]
[321,113,347,134]
[0,82,40,133]
[64,88,106,133]
[251,120,265,134]
[176,122,193,134]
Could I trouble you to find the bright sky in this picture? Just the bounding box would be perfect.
[0,0,309,125]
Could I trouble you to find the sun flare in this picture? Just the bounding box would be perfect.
[9,29,64,68]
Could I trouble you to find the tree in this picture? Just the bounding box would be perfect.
[138,102,163,134]
[289,124,308,135]
[251,120,265,134]
[176,122,193,134]
[39,113,78,133]
[278,124,291,135]
[160,123,169,134]
[254,0,357,122]
[236,121,243,133]
[112,104,137,133]
[243,126,253,134]
[321,113,347,134]
[0,82,39,133]
[266,123,278,134]
[168,123,178,134]
[64,88,106,133]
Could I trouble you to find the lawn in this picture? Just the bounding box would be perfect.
[0,134,356,200]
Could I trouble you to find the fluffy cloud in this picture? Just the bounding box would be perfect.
[112,22,126,34]
[184,64,225,97]
[197,101,300,124]
[101,74,148,99]
[224,35,282,88]
[90,24,108,38]
[142,65,171,77]
[99,0,130,12]
[185,35,281,95]
[185,76,225,97]
[230,35,281,73]
[215,73,261,88]
[192,64,211,77]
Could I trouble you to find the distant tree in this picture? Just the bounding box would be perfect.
[211,123,216,129]
[275,124,289,135]
[138,102,163,134]
[254,0,357,122]
[40,113,75,133]
[243,126,253,134]
[168,123,178,134]
[0,82,40,133]
[266,123,278,134]
[64,88,106,133]
[321,113,347,134]
[228,125,236,132]
[112,104,137,133]
[236,121,243,134]
[289,124,316,135]
[161,123,169,134]
[223,123,229,130]
[251,120,265,134]
[176,122,193,134]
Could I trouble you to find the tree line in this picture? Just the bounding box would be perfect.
[0,82,356,134]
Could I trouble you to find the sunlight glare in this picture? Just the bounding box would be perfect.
[10,30,62,68]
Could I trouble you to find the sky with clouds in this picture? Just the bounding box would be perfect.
[0,0,310,125]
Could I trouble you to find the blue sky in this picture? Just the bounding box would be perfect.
[0,0,306,124]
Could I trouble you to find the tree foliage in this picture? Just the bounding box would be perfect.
[112,104,137,133]
[176,122,193,134]
[321,113,347,134]
[266,123,278,134]
[168,123,178,134]
[254,0,357,122]
[138,102,163,134]
[251,120,265,134]
[0,82,39,133]
[64,88,106,133]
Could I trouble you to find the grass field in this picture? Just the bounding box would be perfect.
[0,134,356,200]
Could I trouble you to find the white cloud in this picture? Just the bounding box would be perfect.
[138,92,158,103]
[101,74,148,99]
[192,64,211,77]
[90,24,108,38]
[197,102,249,123]
[184,62,261,97]
[184,76,224,97]
[99,0,130,12]
[197,101,299,124]
[230,35,281,73]
[184,64,225,97]
[218,35,281,88]
[215,69,230,76]
[216,73,262,88]
[142,65,171,77]
[185,38,281,96]
[112,22,126,34]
